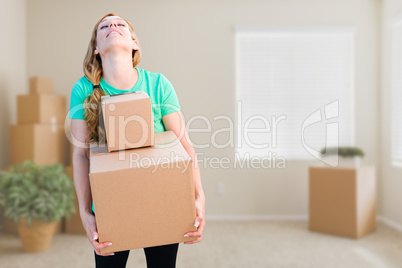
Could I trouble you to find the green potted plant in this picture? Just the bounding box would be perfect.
[320,146,365,167]
[0,161,75,253]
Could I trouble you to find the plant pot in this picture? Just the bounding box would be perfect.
[18,218,58,253]
[321,155,361,167]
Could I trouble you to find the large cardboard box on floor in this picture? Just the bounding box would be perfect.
[64,166,86,235]
[17,95,66,124]
[10,124,69,165]
[89,131,197,254]
[309,166,376,239]
[101,91,154,152]
[29,76,53,95]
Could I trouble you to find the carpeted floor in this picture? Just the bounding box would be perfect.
[1,221,402,268]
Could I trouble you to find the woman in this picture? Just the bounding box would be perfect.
[69,13,205,268]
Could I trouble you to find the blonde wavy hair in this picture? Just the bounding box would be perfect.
[83,12,142,143]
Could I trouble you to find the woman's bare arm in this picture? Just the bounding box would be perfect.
[70,119,92,217]
[70,119,114,256]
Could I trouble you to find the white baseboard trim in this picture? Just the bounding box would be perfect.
[377,215,402,232]
[205,214,308,221]
[205,215,402,229]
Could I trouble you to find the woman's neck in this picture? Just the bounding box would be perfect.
[101,53,138,90]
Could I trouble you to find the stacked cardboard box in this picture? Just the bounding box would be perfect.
[10,77,68,165]
[101,92,155,152]
[5,77,68,235]
[89,92,197,253]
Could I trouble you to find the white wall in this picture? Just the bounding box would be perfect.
[380,0,402,227]
[25,0,380,218]
[0,0,27,226]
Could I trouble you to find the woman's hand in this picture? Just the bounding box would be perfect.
[82,212,114,256]
[184,197,205,244]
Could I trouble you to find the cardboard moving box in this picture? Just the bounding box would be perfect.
[101,91,154,152]
[17,95,66,124]
[89,131,196,253]
[10,124,69,165]
[309,166,376,239]
[29,77,53,95]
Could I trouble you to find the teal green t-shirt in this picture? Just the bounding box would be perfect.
[69,68,181,213]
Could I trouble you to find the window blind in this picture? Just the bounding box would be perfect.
[392,21,402,165]
[235,27,354,159]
